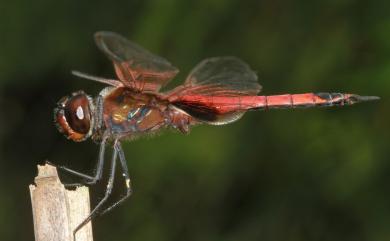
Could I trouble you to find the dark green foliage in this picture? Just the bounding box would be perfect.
[0,0,388,240]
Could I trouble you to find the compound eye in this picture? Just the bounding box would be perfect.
[64,94,91,134]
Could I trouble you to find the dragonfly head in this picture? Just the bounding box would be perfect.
[54,91,95,142]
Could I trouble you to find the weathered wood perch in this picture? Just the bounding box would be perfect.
[29,163,93,241]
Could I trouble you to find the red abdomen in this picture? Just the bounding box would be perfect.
[170,92,374,121]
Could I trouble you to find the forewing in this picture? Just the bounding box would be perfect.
[180,57,261,96]
[95,31,179,92]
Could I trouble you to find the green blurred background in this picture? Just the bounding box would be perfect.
[0,0,389,240]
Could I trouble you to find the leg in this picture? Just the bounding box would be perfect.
[49,131,108,186]
[100,140,132,216]
[73,144,117,238]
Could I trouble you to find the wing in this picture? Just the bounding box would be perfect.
[171,57,261,96]
[95,31,179,92]
[168,57,261,125]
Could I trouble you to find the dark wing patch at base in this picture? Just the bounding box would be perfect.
[172,101,219,122]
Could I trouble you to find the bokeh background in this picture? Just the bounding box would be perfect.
[0,0,389,240]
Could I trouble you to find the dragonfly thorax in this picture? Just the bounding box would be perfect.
[101,87,171,138]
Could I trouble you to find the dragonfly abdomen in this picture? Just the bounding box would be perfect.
[171,92,379,116]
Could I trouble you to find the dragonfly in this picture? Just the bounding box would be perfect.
[53,31,379,236]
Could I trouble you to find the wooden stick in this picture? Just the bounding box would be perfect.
[29,164,93,241]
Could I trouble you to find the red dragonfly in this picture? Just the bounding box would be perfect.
[53,31,378,236]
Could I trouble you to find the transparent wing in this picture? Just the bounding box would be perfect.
[168,57,261,125]
[95,31,179,92]
[179,57,261,96]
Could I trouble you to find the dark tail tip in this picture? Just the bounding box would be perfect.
[347,94,380,104]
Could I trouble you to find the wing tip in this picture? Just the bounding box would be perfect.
[94,31,119,39]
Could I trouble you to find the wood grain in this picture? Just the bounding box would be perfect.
[29,164,93,241]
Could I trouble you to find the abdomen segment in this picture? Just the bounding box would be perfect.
[251,93,379,110]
